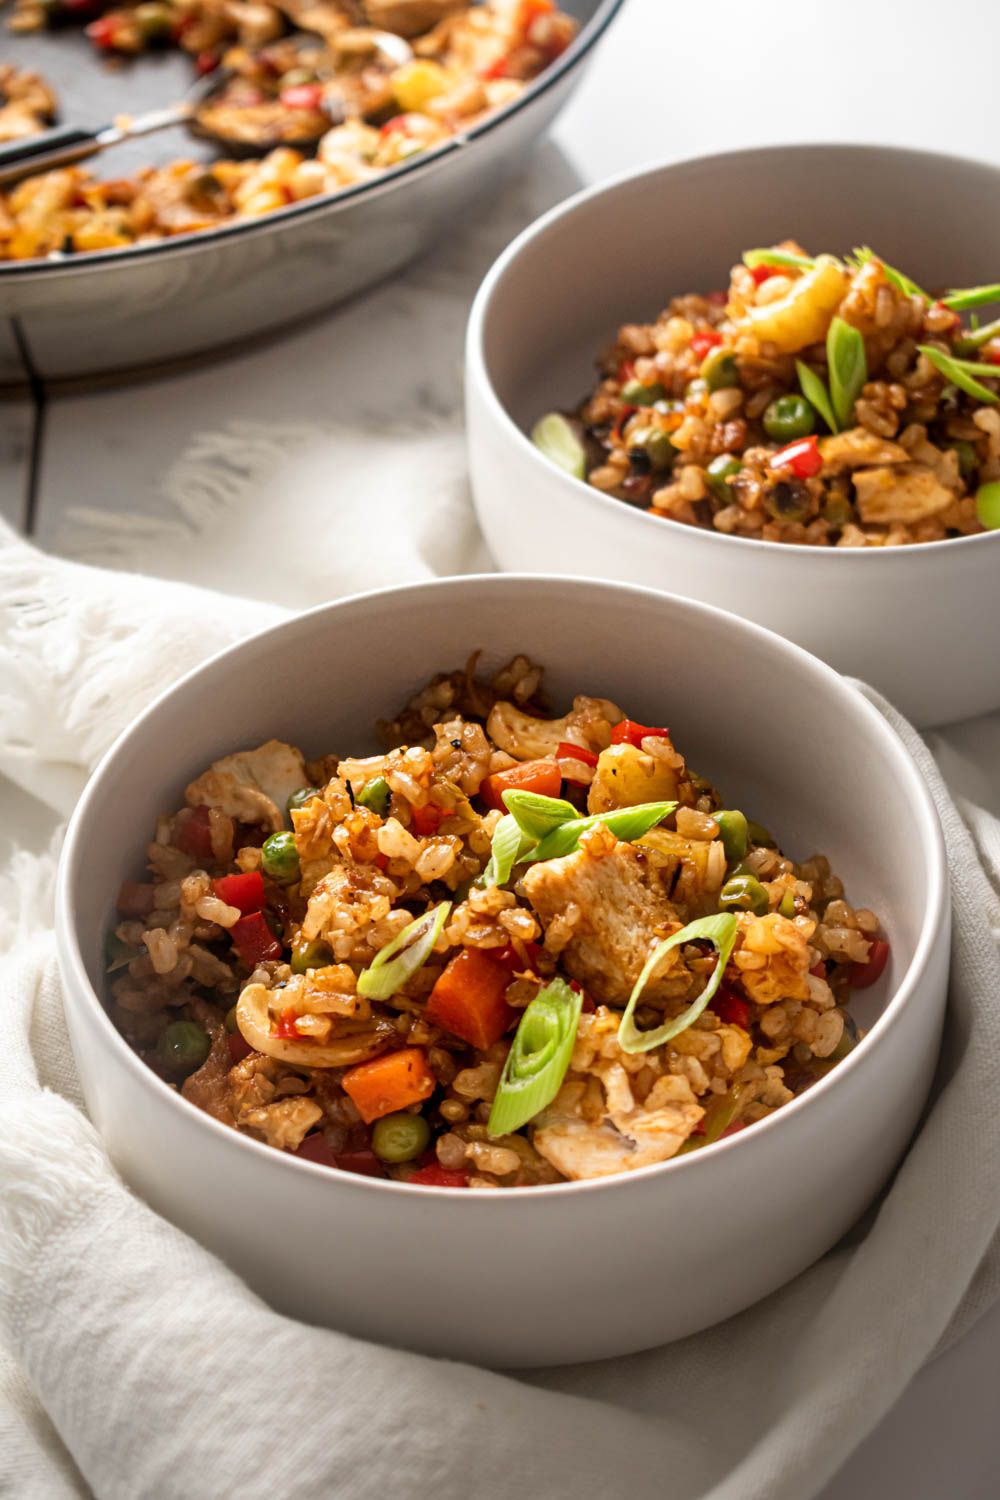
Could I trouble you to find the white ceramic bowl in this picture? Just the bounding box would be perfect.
[57,575,948,1367]
[465,143,1000,728]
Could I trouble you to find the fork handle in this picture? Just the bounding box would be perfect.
[0,124,106,189]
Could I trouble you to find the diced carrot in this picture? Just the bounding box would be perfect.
[230,911,281,967]
[481,758,562,811]
[425,948,515,1050]
[341,1047,436,1124]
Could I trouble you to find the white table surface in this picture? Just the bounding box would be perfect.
[2,0,999,1491]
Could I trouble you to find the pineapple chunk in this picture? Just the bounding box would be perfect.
[737,255,849,354]
[587,743,678,814]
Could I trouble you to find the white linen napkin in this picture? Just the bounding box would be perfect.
[1,520,999,1500]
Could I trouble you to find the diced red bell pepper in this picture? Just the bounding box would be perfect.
[230,911,282,967]
[849,937,890,989]
[85,14,120,47]
[810,960,827,978]
[982,346,1000,366]
[409,802,443,836]
[569,978,595,1013]
[175,805,214,863]
[770,435,823,479]
[228,1032,253,1064]
[408,1163,469,1187]
[750,264,784,286]
[492,939,543,973]
[610,404,640,445]
[211,870,265,914]
[721,1121,747,1137]
[481,758,562,811]
[426,948,515,1050]
[690,329,723,360]
[335,1149,387,1178]
[116,880,155,918]
[710,983,750,1030]
[280,82,324,110]
[556,741,599,766]
[274,1005,303,1040]
[195,49,220,76]
[617,358,636,383]
[295,1132,339,1167]
[610,719,670,748]
[380,113,418,137]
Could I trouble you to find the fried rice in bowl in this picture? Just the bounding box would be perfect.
[466,143,1000,725]
[57,575,948,1366]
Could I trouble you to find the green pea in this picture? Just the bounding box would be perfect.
[719,874,770,916]
[822,495,854,530]
[224,1006,239,1033]
[629,426,676,471]
[157,1021,210,1077]
[134,1,173,41]
[951,439,978,478]
[372,1112,431,1164]
[779,890,797,919]
[356,776,391,815]
[621,378,666,406]
[712,809,749,863]
[287,786,320,815]
[763,394,815,441]
[976,480,1000,530]
[291,939,333,974]
[746,818,777,848]
[702,347,739,392]
[262,831,300,885]
[705,454,741,502]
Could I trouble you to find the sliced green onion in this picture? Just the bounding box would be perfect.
[827,316,867,431]
[526,801,677,864]
[356,776,390,815]
[618,912,739,1054]
[918,345,1000,404]
[956,316,1000,354]
[480,813,535,889]
[743,248,817,271]
[941,283,1000,311]
[487,977,583,1136]
[105,931,138,973]
[357,901,451,1000]
[851,247,929,303]
[976,481,1000,530]
[531,413,586,480]
[502,788,578,841]
[795,360,837,433]
[677,1082,746,1153]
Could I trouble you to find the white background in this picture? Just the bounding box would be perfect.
[1,0,998,1492]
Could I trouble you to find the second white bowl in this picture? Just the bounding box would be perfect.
[465,143,1000,727]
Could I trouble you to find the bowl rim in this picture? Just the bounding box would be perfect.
[56,572,949,1200]
[0,0,625,280]
[466,138,1000,561]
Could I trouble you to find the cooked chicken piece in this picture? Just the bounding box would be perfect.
[487,694,622,761]
[185,739,307,832]
[523,841,677,1006]
[820,428,910,470]
[534,1068,702,1179]
[852,462,954,525]
[242,1096,323,1150]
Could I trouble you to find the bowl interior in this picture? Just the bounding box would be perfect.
[478,144,1000,431]
[66,577,939,1064]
